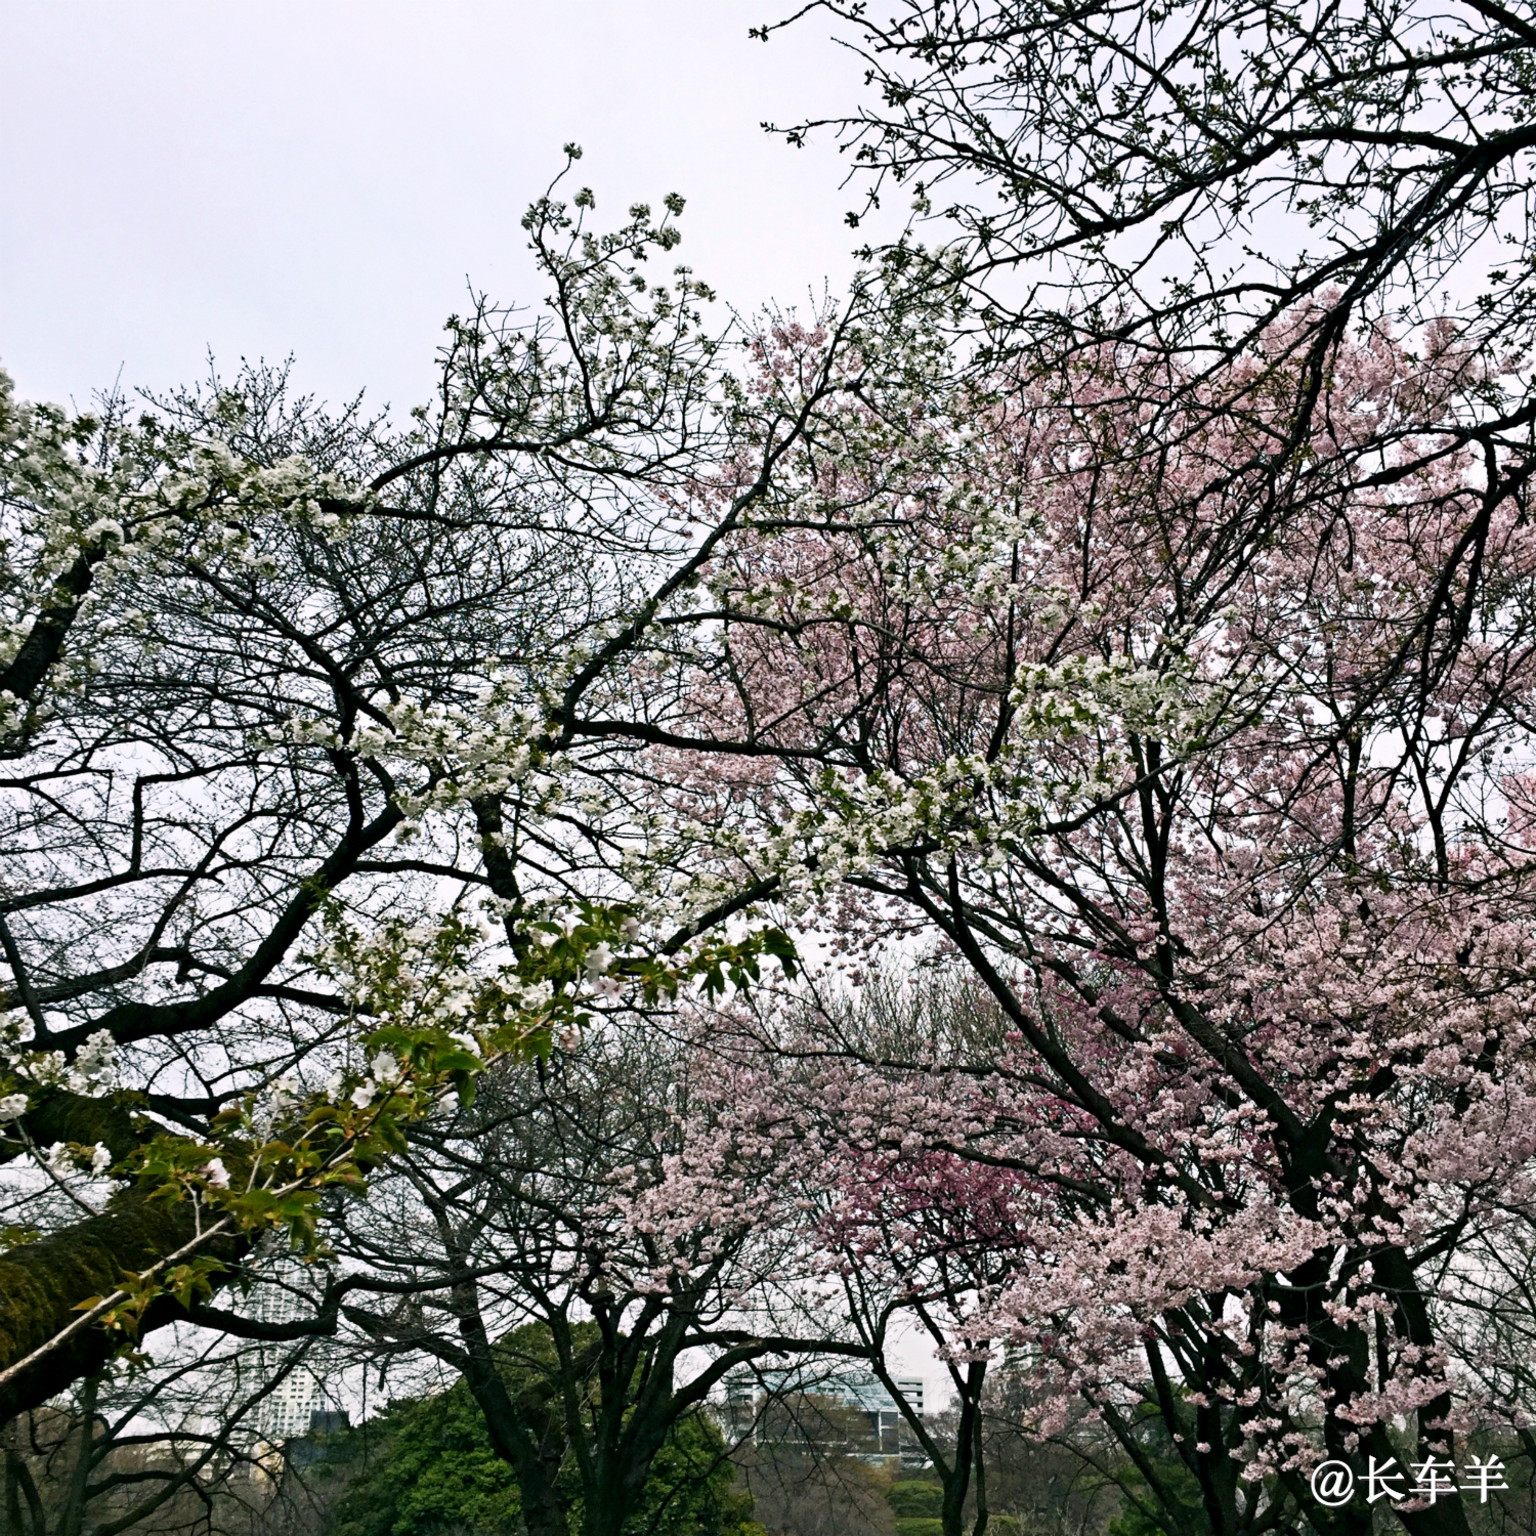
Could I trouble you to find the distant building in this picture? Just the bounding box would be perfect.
[285,1408,351,1470]
[237,1261,334,1446]
[256,1365,323,1444]
[724,1369,929,1464]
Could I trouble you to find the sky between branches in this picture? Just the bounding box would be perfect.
[0,0,871,416]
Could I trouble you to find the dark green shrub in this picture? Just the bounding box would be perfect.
[887,1482,944,1518]
[893,1520,944,1536]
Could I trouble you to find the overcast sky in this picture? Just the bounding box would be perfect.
[1,1,875,416]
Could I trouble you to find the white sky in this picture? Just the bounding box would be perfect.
[1,0,879,416]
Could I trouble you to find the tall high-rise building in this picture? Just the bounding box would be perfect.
[238,1262,330,1446]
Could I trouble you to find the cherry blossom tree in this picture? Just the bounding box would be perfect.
[644,312,1536,1536]
[7,61,1535,1536]
[0,164,890,1419]
[717,977,1029,1536]
[764,0,1536,610]
[244,1014,871,1536]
